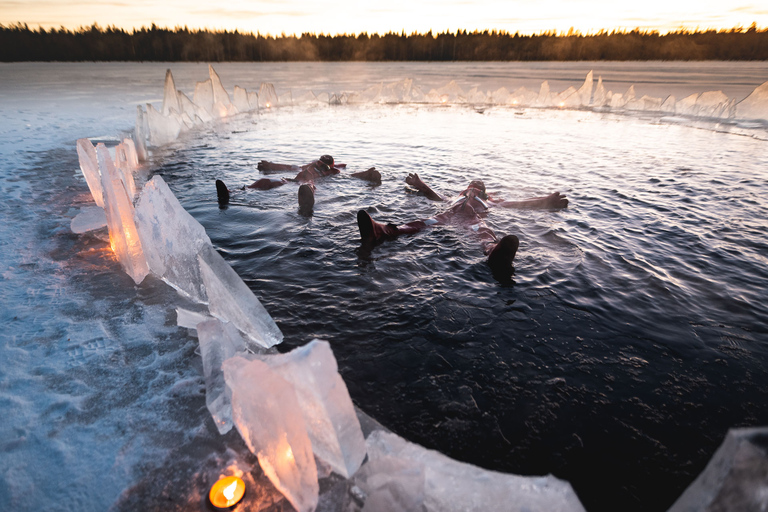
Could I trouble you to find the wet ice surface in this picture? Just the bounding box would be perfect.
[1,62,768,512]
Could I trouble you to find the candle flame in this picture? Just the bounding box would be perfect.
[265,102,271,108]
[559,101,565,107]
[223,480,238,500]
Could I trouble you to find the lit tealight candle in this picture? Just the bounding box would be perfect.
[209,476,245,509]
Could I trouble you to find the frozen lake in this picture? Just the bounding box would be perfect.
[1,61,767,512]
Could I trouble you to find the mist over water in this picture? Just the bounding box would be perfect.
[1,62,767,512]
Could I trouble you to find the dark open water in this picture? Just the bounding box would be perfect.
[155,101,768,511]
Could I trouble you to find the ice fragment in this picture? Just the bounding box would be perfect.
[76,138,104,207]
[71,206,107,234]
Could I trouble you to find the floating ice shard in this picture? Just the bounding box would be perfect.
[258,82,278,108]
[194,79,214,114]
[198,318,248,434]
[175,307,212,330]
[146,103,183,146]
[76,138,104,207]
[134,106,149,162]
[223,356,318,512]
[668,427,768,512]
[209,65,232,108]
[70,206,107,233]
[735,81,768,121]
[366,430,587,512]
[255,340,366,478]
[354,456,426,512]
[97,143,149,284]
[197,243,283,349]
[134,175,212,303]
[161,69,181,116]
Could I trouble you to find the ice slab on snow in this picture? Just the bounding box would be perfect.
[71,206,107,233]
[354,456,426,512]
[197,318,247,434]
[97,144,149,284]
[256,339,366,478]
[197,243,283,349]
[365,430,587,512]
[223,356,318,512]
[76,138,104,207]
[134,175,211,303]
[668,427,768,512]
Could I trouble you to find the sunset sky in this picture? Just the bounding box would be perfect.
[2,0,766,36]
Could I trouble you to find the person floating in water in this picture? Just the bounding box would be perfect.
[357,173,568,275]
[216,155,381,211]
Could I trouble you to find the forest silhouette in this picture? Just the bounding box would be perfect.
[2,23,767,62]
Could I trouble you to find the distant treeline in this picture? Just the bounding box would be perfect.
[2,23,768,62]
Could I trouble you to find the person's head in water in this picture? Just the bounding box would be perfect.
[313,160,330,173]
[464,180,487,199]
[319,155,334,167]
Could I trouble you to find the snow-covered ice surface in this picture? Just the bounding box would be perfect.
[1,61,768,512]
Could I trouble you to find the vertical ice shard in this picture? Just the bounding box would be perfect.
[122,138,140,169]
[696,90,731,118]
[536,81,552,106]
[677,93,700,115]
[76,138,104,207]
[197,318,247,434]
[577,70,593,106]
[134,175,212,303]
[258,82,278,108]
[194,79,214,115]
[248,91,260,110]
[161,69,181,115]
[223,356,319,512]
[365,430,587,512]
[354,456,425,512]
[179,90,213,124]
[735,81,768,121]
[509,86,537,106]
[668,427,768,512]
[209,65,232,109]
[556,86,580,107]
[233,85,251,112]
[197,243,283,349]
[592,76,609,107]
[146,103,183,146]
[97,144,149,284]
[135,105,149,162]
[113,141,137,201]
[256,340,366,478]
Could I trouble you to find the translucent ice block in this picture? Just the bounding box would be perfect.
[577,70,593,106]
[354,456,425,512]
[256,340,366,478]
[134,175,212,303]
[736,81,768,121]
[161,69,181,116]
[668,427,768,512]
[97,144,149,284]
[194,79,214,114]
[197,318,247,434]
[71,206,107,234]
[134,105,149,162]
[258,82,278,108]
[113,141,137,201]
[223,356,318,512]
[197,244,283,349]
[76,138,104,207]
[175,307,212,330]
[366,430,587,512]
[146,103,182,146]
[233,85,251,113]
[209,65,232,108]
